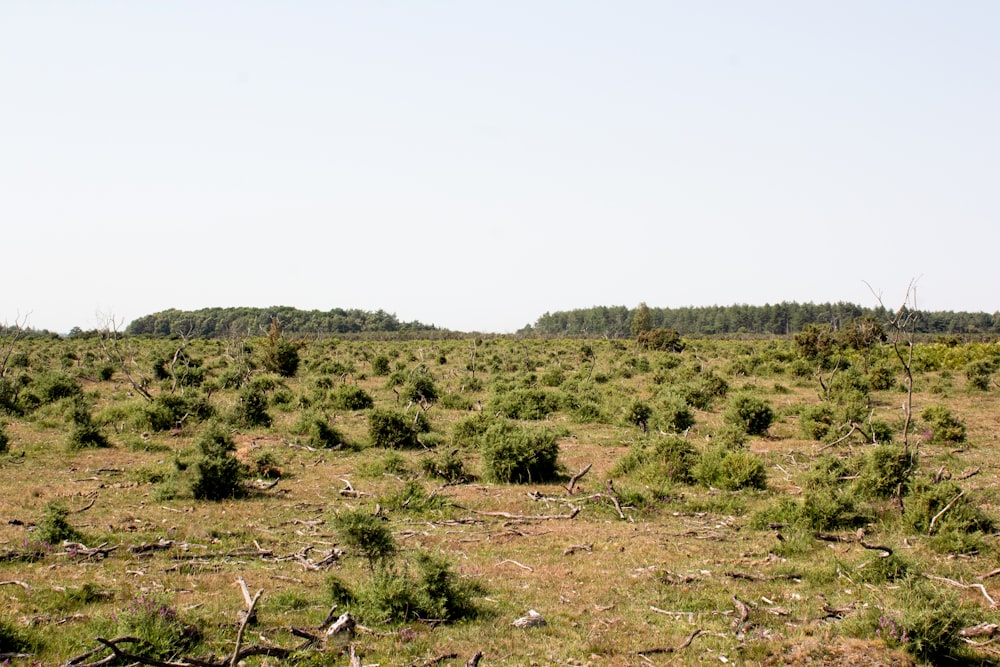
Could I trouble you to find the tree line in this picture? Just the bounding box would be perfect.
[524,302,1000,338]
[124,306,437,338]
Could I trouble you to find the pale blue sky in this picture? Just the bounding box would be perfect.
[2,2,998,333]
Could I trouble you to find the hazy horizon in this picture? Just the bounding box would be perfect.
[3,3,998,334]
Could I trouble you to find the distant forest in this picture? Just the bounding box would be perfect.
[125,306,437,338]
[524,302,1000,338]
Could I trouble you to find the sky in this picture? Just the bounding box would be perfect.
[2,2,998,333]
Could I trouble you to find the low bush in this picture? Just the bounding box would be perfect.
[368,409,419,449]
[190,425,246,501]
[693,444,767,491]
[612,434,699,485]
[490,388,560,420]
[293,411,347,449]
[330,384,374,411]
[480,419,559,483]
[420,450,468,482]
[920,404,966,443]
[723,393,774,436]
[110,594,202,659]
[333,509,397,569]
[654,391,695,433]
[36,501,83,544]
[964,359,993,391]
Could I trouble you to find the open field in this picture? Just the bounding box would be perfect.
[1,330,999,666]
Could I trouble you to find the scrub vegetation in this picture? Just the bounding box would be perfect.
[2,304,1000,666]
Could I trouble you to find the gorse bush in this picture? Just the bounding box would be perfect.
[421,449,468,482]
[334,509,397,569]
[920,404,966,443]
[0,422,8,453]
[293,411,346,449]
[402,371,439,404]
[624,399,653,431]
[480,419,559,483]
[964,359,993,391]
[368,408,419,448]
[36,501,83,544]
[67,398,109,449]
[231,383,272,428]
[330,384,374,410]
[490,388,560,420]
[693,444,767,491]
[612,434,698,485]
[654,391,695,433]
[723,393,774,436]
[190,424,246,501]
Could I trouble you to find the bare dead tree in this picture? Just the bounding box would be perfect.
[98,315,153,402]
[166,326,194,395]
[866,280,919,453]
[0,313,30,409]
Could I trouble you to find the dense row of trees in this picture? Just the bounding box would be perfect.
[125,306,437,338]
[525,302,1000,338]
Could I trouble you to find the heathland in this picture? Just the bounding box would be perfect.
[1,307,999,666]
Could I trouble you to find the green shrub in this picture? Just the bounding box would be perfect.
[145,393,214,431]
[111,594,201,659]
[679,372,729,410]
[880,580,971,662]
[421,450,468,482]
[799,404,836,441]
[655,391,695,433]
[330,384,374,410]
[36,501,83,544]
[636,328,684,352]
[920,404,966,443]
[490,388,560,420]
[27,371,82,405]
[868,363,896,391]
[693,445,767,491]
[355,551,482,624]
[710,423,748,448]
[855,444,913,499]
[452,413,495,448]
[0,423,8,453]
[334,509,397,569]
[612,434,698,485]
[190,425,246,501]
[368,408,419,448]
[231,383,272,428]
[903,479,993,537]
[624,399,653,431]
[964,359,993,391]
[802,487,868,531]
[480,420,559,484]
[371,355,391,376]
[293,411,347,449]
[67,399,109,449]
[403,371,439,404]
[723,393,774,436]
[0,617,32,654]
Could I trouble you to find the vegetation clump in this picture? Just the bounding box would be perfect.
[368,408,420,448]
[190,424,247,500]
[723,392,774,436]
[480,419,559,483]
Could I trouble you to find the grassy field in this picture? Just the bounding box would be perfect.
[1,332,999,666]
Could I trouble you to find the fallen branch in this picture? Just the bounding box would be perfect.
[634,628,705,656]
[565,463,592,495]
[496,559,534,572]
[923,573,997,608]
[471,507,580,521]
[229,582,263,667]
[928,489,965,535]
[725,571,802,582]
[0,580,30,590]
[563,543,593,556]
